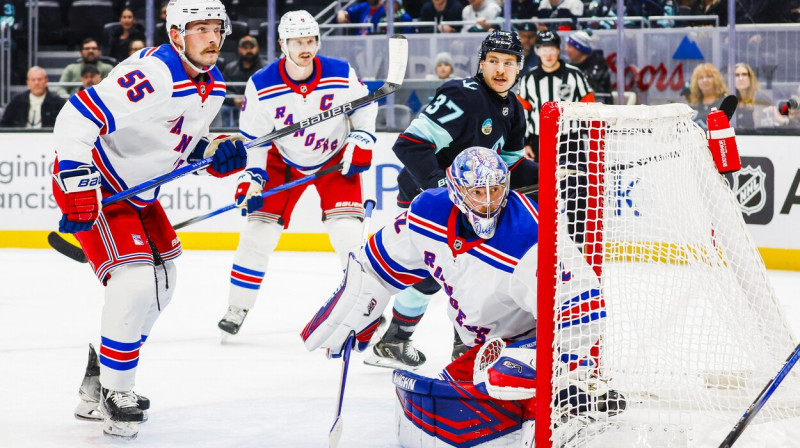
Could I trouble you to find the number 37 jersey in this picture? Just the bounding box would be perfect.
[53,45,226,207]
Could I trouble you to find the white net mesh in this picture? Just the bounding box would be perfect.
[541,102,800,448]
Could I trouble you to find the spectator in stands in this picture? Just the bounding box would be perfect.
[57,38,115,97]
[129,39,145,56]
[221,35,265,127]
[426,51,456,80]
[584,0,676,28]
[462,0,502,33]
[418,0,463,32]
[379,0,416,34]
[79,64,102,91]
[536,0,583,30]
[517,22,538,74]
[687,0,753,26]
[0,66,65,128]
[511,0,538,20]
[104,8,146,63]
[733,62,772,129]
[565,30,612,104]
[687,63,727,129]
[337,0,410,35]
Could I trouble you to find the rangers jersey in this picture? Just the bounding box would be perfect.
[239,56,377,173]
[363,188,604,354]
[53,45,226,208]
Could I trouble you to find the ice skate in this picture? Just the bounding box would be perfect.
[451,328,468,361]
[100,387,144,438]
[218,305,249,339]
[364,337,426,370]
[75,344,150,422]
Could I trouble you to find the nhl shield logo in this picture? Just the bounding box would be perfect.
[502,106,509,116]
[559,83,571,100]
[481,118,493,135]
[453,239,463,250]
[199,84,206,95]
[300,85,308,93]
[732,165,766,216]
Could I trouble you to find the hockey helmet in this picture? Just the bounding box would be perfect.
[165,0,231,72]
[479,30,524,63]
[278,10,321,64]
[446,147,510,240]
[535,30,561,49]
[278,10,320,41]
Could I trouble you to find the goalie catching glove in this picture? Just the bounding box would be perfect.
[341,130,376,177]
[234,168,268,214]
[189,134,248,177]
[301,252,391,356]
[473,338,537,400]
[53,161,102,234]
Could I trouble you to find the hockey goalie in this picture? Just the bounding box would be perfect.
[301,146,623,447]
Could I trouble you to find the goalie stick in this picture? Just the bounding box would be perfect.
[48,35,409,264]
[719,342,800,448]
[328,199,376,448]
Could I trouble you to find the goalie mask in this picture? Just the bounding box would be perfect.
[166,0,231,73]
[278,10,321,68]
[446,147,510,240]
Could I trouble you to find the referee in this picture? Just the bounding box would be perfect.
[518,30,594,245]
[518,30,594,161]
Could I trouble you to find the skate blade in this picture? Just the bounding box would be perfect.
[220,330,232,344]
[103,420,139,439]
[74,400,103,422]
[363,354,422,371]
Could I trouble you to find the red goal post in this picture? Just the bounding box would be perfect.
[535,101,800,448]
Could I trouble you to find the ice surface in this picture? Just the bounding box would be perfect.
[1,249,799,447]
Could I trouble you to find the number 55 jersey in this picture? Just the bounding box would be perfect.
[53,45,226,208]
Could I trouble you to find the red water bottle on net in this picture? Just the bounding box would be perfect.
[706,108,741,173]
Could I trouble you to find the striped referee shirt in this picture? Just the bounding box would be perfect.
[518,60,593,147]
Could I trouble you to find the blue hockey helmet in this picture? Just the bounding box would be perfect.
[445,147,510,240]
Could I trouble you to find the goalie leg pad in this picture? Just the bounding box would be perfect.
[301,253,390,354]
[393,369,529,448]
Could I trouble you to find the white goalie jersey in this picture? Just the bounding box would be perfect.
[53,45,226,208]
[239,55,377,173]
[303,188,605,360]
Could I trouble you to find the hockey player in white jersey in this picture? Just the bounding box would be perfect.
[217,10,378,336]
[53,0,247,438]
[302,147,616,446]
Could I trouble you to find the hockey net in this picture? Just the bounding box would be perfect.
[535,101,800,448]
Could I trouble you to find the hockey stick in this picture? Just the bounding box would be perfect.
[47,162,345,263]
[328,198,376,448]
[718,342,800,448]
[47,35,408,263]
[98,34,408,207]
[329,331,355,448]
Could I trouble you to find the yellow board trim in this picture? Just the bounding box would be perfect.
[2,231,798,271]
[0,230,334,253]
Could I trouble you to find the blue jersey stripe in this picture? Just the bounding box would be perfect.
[100,336,141,352]
[87,87,116,133]
[69,96,104,130]
[405,115,453,152]
[232,264,265,277]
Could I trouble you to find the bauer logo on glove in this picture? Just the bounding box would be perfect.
[341,130,376,177]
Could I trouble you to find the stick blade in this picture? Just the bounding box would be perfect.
[386,35,409,86]
[48,232,88,263]
[329,416,343,448]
